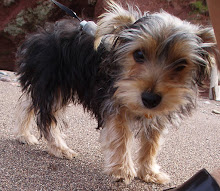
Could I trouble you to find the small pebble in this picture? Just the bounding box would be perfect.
[212,110,220,114]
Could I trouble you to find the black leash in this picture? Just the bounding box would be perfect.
[51,0,97,36]
[51,0,81,21]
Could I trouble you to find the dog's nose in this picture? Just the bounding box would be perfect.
[141,91,161,109]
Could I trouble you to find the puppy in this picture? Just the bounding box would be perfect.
[15,1,219,184]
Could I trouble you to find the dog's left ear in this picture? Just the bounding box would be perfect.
[94,1,140,49]
[194,27,220,86]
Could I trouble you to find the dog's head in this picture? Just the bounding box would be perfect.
[96,1,219,117]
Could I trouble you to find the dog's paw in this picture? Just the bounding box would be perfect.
[138,170,170,184]
[17,134,39,145]
[106,165,137,184]
[62,148,78,159]
[47,145,78,160]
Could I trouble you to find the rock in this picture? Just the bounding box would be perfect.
[212,110,220,114]
[204,101,211,104]
[0,76,11,82]
[0,71,8,76]
[0,70,10,81]
[0,0,96,71]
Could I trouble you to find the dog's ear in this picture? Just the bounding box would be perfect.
[94,1,140,49]
[194,27,220,86]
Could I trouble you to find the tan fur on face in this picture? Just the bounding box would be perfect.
[113,29,202,117]
[114,64,196,118]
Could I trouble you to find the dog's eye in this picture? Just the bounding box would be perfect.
[174,65,186,72]
[133,50,145,63]
[172,58,187,72]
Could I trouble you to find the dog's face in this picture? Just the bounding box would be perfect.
[96,2,218,117]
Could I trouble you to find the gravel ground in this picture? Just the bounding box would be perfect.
[0,71,220,191]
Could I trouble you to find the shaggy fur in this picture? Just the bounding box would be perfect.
[15,1,219,184]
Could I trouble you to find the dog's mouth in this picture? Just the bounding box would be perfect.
[144,113,153,119]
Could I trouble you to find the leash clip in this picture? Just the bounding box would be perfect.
[51,0,97,36]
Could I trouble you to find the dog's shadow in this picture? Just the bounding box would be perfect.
[0,139,109,190]
[0,139,169,190]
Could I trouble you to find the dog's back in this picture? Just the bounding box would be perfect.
[16,19,106,137]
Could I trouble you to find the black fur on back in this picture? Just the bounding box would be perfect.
[16,19,118,138]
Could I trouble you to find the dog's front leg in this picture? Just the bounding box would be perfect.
[137,128,170,184]
[100,114,136,184]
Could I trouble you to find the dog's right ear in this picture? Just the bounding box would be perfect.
[193,27,220,85]
[94,1,141,50]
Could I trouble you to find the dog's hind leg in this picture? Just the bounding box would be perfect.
[14,96,39,145]
[137,128,170,184]
[45,109,78,160]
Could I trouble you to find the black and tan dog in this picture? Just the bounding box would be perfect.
[15,1,219,184]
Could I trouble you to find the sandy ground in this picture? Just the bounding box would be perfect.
[0,71,219,191]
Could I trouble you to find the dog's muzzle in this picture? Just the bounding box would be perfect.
[141,91,162,109]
